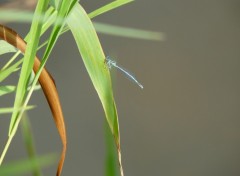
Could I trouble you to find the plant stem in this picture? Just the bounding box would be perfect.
[0,134,13,165]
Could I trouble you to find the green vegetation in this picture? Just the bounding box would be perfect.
[0,0,162,175]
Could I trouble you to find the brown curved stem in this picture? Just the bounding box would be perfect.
[0,24,66,176]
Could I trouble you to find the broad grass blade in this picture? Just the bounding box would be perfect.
[67,4,123,175]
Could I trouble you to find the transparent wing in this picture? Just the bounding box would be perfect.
[106,56,143,89]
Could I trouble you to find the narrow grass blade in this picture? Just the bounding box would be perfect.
[0,85,15,96]
[0,84,41,97]
[0,8,56,24]
[0,154,57,175]
[0,10,34,23]
[0,0,50,169]
[21,113,42,176]
[94,22,166,41]
[1,50,22,71]
[0,7,57,81]
[24,1,78,175]
[0,6,56,72]
[0,59,22,82]
[67,4,123,175]
[88,0,134,19]
[0,106,35,115]
[0,2,76,175]
[9,0,49,135]
[62,0,133,34]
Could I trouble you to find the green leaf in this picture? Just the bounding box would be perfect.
[0,6,57,77]
[68,3,119,146]
[9,0,49,136]
[19,1,78,175]
[105,121,118,176]
[0,60,22,83]
[0,10,35,23]
[0,8,55,24]
[0,106,35,115]
[41,0,77,63]
[0,86,15,96]
[0,41,17,55]
[94,22,166,41]
[88,0,134,19]
[0,154,57,175]
[67,3,122,175]
[21,114,42,176]
[0,84,41,97]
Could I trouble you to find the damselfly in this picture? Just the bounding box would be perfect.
[106,56,143,89]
